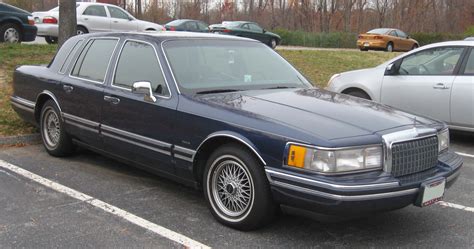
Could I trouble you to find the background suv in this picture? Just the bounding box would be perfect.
[0,3,37,43]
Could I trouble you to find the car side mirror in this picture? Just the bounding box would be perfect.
[385,63,398,75]
[132,81,156,103]
[263,29,266,33]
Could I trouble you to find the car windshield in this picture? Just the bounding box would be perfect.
[163,40,311,94]
[367,28,390,34]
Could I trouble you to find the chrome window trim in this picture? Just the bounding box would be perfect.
[382,127,438,173]
[160,39,181,95]
[265,168,399,190]
[282,141,384,176]
[59,39,84,75]
[69,37,120,85]
[110,39,172,99]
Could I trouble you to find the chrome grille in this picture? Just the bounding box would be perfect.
[391,136,438,177]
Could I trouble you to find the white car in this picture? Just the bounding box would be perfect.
[327,40,474,132]
[33,2,164,44]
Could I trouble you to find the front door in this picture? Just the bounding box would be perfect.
[107,6,137,32]
[60,38,119,147]
[381,46,466,123]
[451,48,474,129]
[101,40,177,174]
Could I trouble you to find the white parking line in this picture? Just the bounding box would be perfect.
[456,152,474,159]
[0,159,210,249]
[438,201,474,213]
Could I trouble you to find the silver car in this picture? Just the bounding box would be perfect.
[327,40,474,132]
[33,2,164,44]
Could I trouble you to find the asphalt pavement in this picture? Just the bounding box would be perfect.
[0,133,473,248]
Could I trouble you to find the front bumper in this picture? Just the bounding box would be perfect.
[36,23,58,37]
[266,150,462,215]
[22,24,38,42]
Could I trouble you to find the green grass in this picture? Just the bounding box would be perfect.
[278,49,400,87]
[0,44,399,136]
[0,44,57,136]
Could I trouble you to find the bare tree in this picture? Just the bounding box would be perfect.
[58,0,76,48]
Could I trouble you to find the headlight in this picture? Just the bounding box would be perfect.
[285,144,383,174]
[438,129,449,152]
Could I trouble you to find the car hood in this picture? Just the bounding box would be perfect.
[196,88,439,140]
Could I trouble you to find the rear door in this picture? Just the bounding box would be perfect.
[381,46,466,123]
[81,5,110,32]
[61,37,119,147]
[107,5,137,32]
[450,47,474,130]
[101,39,177,174]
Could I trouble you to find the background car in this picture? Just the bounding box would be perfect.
[0,3,37,43]
[32,2,164,44]
[164,19,209,32]
[327,40,474,132]
[210,21,280,49]
[465,37,474,41]
[357,28,418,52]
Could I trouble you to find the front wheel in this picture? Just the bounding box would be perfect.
[386,42,394,52]
[0,23,21,43]
[203,144,277,230]
[40,100,75,156]
[269,38,278,49]
[45,36,58,44]
[76,26,88,35]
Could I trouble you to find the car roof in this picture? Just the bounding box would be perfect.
[78,31,257,42]
[77,2,122,7]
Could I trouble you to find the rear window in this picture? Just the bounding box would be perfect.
[71,38,118,82]
[367,28,390,35]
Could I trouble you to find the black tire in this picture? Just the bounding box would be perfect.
[385,42,394,52]
[40,100,75,157]
[203,143,277,230]
[269,38,278,49]
[0,23,21,43]
[45,36,58,44]
[360,48,369,51]
[345,90,371,100]
[412,44,419,50]
[76,26,88,35]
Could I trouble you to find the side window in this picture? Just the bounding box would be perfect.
[389,30,397,37]
[399,47,464,75]
[184,21,198,31]
[463,50,474,75]
[83,5,107,17]
[108,6,130,20]
[113,41,169,96]
[60,39,84,74]
[396,30,407,38]
[197,22,208,31]
[71,39,118,82]
[241,24,250,30]
[248,23,263,32]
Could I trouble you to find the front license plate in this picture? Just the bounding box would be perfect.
[417,179,446,207]
[364,42,369,47]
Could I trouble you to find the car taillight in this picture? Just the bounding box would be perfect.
[27,16,35,25]
[43,16,58,24]
[222,29,231,33]
[169,26,176,31]
[358,35,363,39]
[374,35,383,39]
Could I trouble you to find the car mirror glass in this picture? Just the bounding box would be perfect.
[385,63,396,75]
[132,81,156,103]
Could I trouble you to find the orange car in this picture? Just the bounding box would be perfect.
[357,28,419,52]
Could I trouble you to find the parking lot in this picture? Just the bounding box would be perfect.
[0,133,473,248]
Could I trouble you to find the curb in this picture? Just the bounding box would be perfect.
[0,133,41,146]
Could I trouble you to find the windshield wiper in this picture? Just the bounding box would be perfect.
[195,89,241,94]
[261,86,298,90]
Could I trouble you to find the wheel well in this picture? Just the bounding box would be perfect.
[145,28,156,31]
[192,137,263,187]
[77,25,88,32]
[34,94,53,123]
[0,19,23,36]
[341,87,371,100]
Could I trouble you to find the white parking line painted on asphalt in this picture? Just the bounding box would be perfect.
[0,159,210,249]
[456,152,474,159]
[438,201,474,213]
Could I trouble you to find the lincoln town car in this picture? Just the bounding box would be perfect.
[11,32,462,230]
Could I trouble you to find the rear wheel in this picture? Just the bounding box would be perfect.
[45,36,58,44]
[0,23,21,43]
[203,143,277,230]
[76,26,88,35]
[40,100,75,156]
[269,38,278,49]
[344,89,371,100]
[360,48,369,51]
[412,44,419,50]
[385,42,394,52]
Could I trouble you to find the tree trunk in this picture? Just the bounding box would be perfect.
[58,0,77,48]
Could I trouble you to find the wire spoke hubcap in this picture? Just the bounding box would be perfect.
[42,108,60,148]
[211,158,254,218]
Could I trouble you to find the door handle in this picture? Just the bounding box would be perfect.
[84,18,88,21]
[113,20,118,23]
[63,85,74,93]
[433,83,449,90]
[104,96,120,105]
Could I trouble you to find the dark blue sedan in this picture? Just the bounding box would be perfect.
[11,32,462,230]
